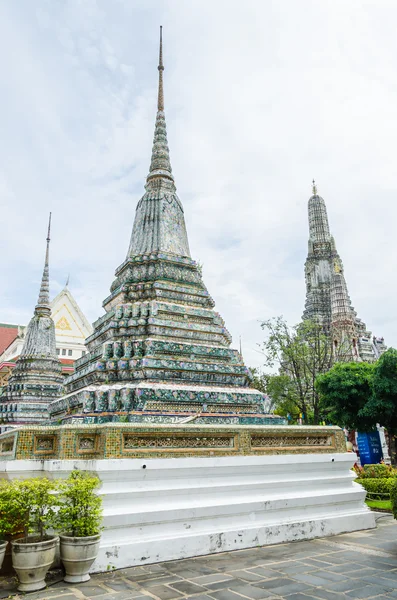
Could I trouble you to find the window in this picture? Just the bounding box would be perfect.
[56,349,60,355]
[68,349,72,356]
[62,349,66,356]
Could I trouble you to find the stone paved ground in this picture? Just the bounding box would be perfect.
[2,514,397,600]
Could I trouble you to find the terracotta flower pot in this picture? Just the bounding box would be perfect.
[60,533,101,583]
[11,535,58,592]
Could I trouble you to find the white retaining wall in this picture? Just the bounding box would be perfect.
[0,453,375,571]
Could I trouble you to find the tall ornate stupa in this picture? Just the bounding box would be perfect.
[0,215,63,424]
[303,181,386,362]
[49,29,280,425]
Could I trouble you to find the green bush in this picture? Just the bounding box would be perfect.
[357,477,395,500]
[12,478,58,541]
[55,471,103,537]
[390,479,397,519]
[0,480,21,540]
[361,464,397,478]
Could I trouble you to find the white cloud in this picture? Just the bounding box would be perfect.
[0,0,395,369]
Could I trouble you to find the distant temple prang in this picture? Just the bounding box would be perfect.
[303,182,385,362]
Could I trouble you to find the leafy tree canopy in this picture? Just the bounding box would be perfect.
[257,316,334,424]
[362,348,397,437]
[315,361,376,431]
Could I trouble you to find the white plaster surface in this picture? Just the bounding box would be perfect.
[0,453,375,571]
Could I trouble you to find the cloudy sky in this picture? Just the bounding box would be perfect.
[0,0,395,368]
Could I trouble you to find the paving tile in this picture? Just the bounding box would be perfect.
[210,591,256,600]
[269,582,313,596]
[138,575,183,588]
[303,558,338,568]
[103,578,140,591]
[293,573,342,586]
[225,583,275,599]
[96,595,148,600]
[345,584,393,598]
[37,596,79,600]
[248,567,284,578]
[254,577,295,589]
[185,596,216,600]
[378,571,397,582]
[204,578,241,591]
[76,586,109,597]
[306,589,350,600]
[281,564,321,576]
[190,574,234,585]
[168,580,207,595]
[228,569,267,582]
[325,565,363,575]
[311,571,351,583]
[326,580,371,593]
[146,584,183,600]
[287,595,327,600]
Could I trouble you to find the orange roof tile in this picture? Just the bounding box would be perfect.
[0,324,18,355]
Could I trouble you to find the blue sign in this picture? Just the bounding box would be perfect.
[357,431,383,466]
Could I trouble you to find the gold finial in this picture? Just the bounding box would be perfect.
[312,179,317,195]
[157,26,164,111]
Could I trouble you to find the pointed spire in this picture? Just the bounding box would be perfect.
[146,26,175,189]
[157,25,164,111]
[35,213,52,316]
[65,274,70,288]
[312,179,317,195]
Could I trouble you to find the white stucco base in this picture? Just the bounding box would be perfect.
[0,453,375,572]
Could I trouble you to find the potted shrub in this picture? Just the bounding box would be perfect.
[56,470,103,583]
[0,480,17,570]
[11,478,58,592]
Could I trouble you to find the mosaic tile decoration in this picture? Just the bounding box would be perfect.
[0,424,346,461]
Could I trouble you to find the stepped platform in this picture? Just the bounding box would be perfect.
[0,423,374,571]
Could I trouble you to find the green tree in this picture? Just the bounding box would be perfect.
[363,348,397,462]
[315,362,376,430]
[249,367,267,395]
[259,317,333,424]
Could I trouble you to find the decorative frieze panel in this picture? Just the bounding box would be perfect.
[122,433,236,452]
[33,434,56,455]
[76,434,100,455]
[251,434,334,449]
[0,437,15,455]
